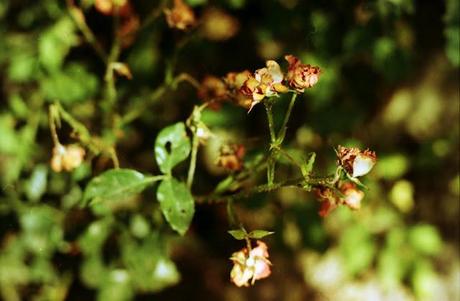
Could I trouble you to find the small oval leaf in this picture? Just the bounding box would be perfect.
[156,178,194,235]
[248,230,274,239]
[83,169,153,206]
[154,122,191,174]
[228,229,247,240]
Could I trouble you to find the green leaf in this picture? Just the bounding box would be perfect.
[83,169,154,206]
[154,122,191,174]
[41,63,99,104]
[408,224,442,256]
[301,152,316,178]
[248,230,275,239]
[156,178,195,235]
[228,229,247,240]
[39,17,78,72]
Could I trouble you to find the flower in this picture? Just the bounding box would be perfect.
[164,0,196,31]
[51,144,85,172]
[230,241,272,287]
[216,144,245,171]
[240,60,288,111]
[340,182,364,210]
[197,75,228,110]
[224,70,253,110]
[337,146,377,177]
[285,55,321,92]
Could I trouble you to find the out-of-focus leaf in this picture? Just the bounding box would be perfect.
[375,153,409,180]
[8,94,29,119]
[8,51,38,82]
[39,16,78,72]
[25,164,48,202]
[97,269,133,301]
[41,63,99,104]
[444,0,460,66]
[130,214,150,239]
[408,224,442,256]
[339,224,376,275]
[121,233,180,292]
[248,230,274,239]
[390,179,414,213]
[81,255,107,288]
[378,248,409,289]
[156,178,194,235]
[412,260,445,301]
[83,169,153,206]
[154,122,191,174]
[0,114,19,154]
[19,206,63,255]
[79,218,113,255]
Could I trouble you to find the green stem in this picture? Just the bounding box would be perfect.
[48,106,61,146]
[187,134,199,189]
[264,103,276,143]
[264,103,277,185]
[277,93,297,143]
[198,176,325,204]
[66,0,107,62]
[145,175,167,184]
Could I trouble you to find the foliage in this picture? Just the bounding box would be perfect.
[0,0,458,300]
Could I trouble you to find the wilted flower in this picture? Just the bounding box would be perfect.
[224,70,253,110]
[285,55,321,92]
[337,146,377,177]
[197,75,228,110]
[340,182,364,210]
[201,7,239,41]
[315,187,339,217]
[315,182,366,216]
[230,241,272,287]
[164,0,196,31]
[240,60,288,111]
[216,144,245,171]
[51,144,85,172]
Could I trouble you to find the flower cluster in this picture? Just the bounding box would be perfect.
[230,241,271,287]
[315,146,377,217]
[197,55,321,111]
[50,144,85,173]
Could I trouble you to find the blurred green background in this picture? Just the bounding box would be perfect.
[0,0,459,300]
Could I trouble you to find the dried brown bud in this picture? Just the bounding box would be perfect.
[51,144,85,172]
[216,144,245,171]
